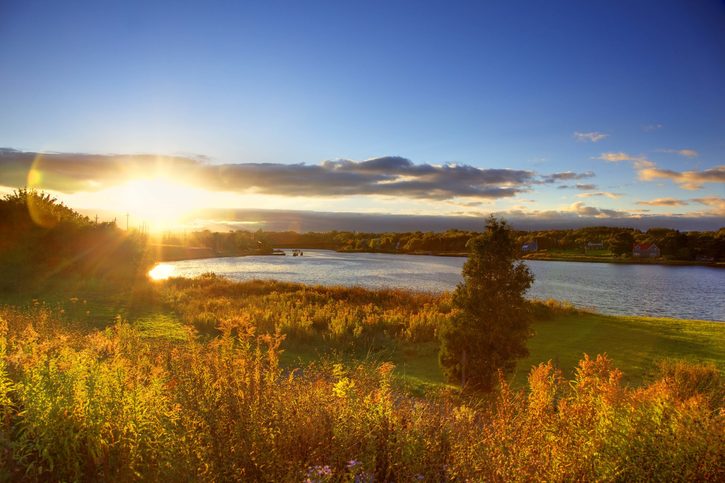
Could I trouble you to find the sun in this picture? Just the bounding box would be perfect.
[116,177,201,231]
[148,263,176,281]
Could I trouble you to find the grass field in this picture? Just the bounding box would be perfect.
[2,276,721,392]
[282,312,724,391]
[519,313,724,386]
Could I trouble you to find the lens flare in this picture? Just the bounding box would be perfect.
[25,154,58,228]
[148,263,175,281]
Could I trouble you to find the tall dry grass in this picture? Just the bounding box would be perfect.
[0,302,721,481]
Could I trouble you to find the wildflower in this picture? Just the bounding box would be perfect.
[306,465,333,481]
[333,377,355,398]
[353,472,374,483]
[347,459,361,469]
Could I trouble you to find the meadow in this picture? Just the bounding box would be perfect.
[0,275,722,481]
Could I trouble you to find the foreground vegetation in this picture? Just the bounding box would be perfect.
[0,296,722,481]
[0,277,722,480]
[3,276,722,389]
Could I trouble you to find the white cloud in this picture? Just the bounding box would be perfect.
[576,191,623,199]
[595,152,646,163]
[637,165,725,190]
[573,131,608,143]
[659,148,699,158]
[594,151,723,190]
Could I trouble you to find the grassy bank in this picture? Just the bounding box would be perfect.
[338,247,723,267]
[3,276,721,390]
[522,250,723,267]
[282,312,724,391]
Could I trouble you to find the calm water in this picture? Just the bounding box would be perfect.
[156,250,725,321]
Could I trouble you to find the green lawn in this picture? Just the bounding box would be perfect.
[279,313,724,391]
[515,313,724,387]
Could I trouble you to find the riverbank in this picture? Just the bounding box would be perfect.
[147,244,723,268]
[521,252,724,267]
[166,277,724,389]
[339,247,723,267]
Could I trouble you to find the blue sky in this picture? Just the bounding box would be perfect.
[0,0,723,230]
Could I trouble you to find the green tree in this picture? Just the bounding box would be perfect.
[608,230,635,256]
[439,216,534,391]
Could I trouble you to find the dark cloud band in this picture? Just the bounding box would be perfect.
[1,149,577,201]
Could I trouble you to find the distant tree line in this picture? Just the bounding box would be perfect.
[161,230,274,256]
[165,226,724,261]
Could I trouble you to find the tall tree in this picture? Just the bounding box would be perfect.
[439,216,534,391]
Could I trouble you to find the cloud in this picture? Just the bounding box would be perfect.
[634,196,724,216]
[594,150,724,190]
[175,207,724,233]
[573,131,608,143]
[0,148,202,192]
[595,152,643,163]
[542,171,595,183]
[642,123,663,132]
[636,198,689,207]
[445,200,488,208]
[576,191,623,199]
[557,183,599,190]
[659,148,698,158]
[569,202,628,218]
[690,196,725,216]
[636,164,725,190]
[0,149,536,201]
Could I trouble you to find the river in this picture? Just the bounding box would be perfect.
[151,250,724,321]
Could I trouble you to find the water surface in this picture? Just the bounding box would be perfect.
[156,250,724,321]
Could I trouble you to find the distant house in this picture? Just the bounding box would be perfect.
[586,241,604,250]
[521,241,538,253]
[632,243,660,258]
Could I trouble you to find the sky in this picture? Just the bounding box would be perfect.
[0,0,723,232]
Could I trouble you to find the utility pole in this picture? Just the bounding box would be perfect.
[126,212,129,231]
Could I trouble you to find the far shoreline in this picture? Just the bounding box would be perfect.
[151,246,724,269]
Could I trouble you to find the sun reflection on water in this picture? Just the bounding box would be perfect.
[148,263,175,281]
